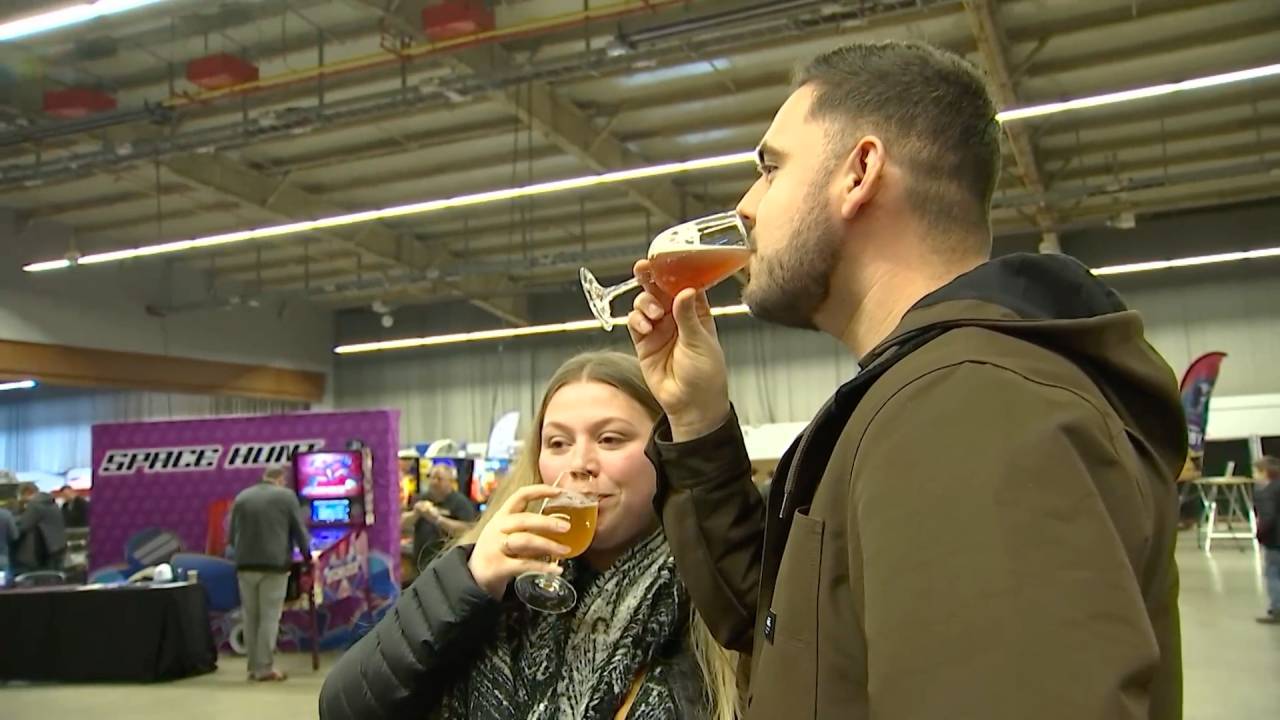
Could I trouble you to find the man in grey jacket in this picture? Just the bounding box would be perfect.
[229,466,312,682]
[14,482,67,574]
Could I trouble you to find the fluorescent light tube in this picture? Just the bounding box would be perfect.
[333,243,1280,355]
[24,151,756,272]
[0,0,170,42]
[334,304,752,354]
[1091,246,1280,276]
[997,63,1280,122]
[0,380,38,391]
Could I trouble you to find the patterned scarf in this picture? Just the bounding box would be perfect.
[433,529,699,720]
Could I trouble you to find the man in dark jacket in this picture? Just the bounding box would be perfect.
[13,482,68,574]
[56,486,90,528]
[229,466,312,681]
[628,41,1185,719]
[1254,456,1280,624]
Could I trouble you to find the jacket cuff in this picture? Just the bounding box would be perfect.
[649,407,751,490]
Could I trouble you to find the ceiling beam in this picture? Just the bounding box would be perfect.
[1024,15,1280,80]
[963,0,1060,252]
[161,152,529,325]
[447,44,692,226]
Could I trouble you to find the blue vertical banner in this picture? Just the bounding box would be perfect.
[1179,351,1227,466]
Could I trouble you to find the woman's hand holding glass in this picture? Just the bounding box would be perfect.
[467,484,571,601]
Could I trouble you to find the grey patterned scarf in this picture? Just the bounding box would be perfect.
[434,529,703,720]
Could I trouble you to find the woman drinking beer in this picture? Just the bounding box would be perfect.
[319,351,738,720]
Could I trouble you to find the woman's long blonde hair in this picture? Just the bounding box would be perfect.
[455,351,740,720]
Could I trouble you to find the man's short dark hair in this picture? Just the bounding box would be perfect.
[795,41,1002,243]
[17,482,37,497]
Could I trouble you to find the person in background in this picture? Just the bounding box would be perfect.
[228,466,312,682]
[320,351,738,720]
[404,461,478,568]
[56,486,90,528]
[13,482,67,575]
[1253,456,1280,624]
[0,502,17,581]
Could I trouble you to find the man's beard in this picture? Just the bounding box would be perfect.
[742,188,842,331]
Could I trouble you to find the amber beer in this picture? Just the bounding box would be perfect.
[538,491,598,558]
[649,245,752,296]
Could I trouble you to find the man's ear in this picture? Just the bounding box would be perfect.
[838,136,884,220]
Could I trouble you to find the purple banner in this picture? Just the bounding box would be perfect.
[89,409,401,585]
[1179,351,1227,459]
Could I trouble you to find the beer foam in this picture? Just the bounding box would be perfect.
[649,242,751,256]
[545,490,598,508]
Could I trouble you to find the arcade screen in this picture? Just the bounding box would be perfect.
[399,456,420,508]
[296,451,365,499]
[312,498,353,524]
[470,458,509,508]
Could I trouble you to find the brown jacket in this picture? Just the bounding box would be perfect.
[649,253,1185,720]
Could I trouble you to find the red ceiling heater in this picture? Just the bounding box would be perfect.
[42,88,117,119]
[422,1,495,41]
[186,53,260,91]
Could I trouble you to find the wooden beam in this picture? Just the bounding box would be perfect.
[0,339,325,403]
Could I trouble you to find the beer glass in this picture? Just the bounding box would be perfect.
[513,471,599,613]
[580,210,750,331]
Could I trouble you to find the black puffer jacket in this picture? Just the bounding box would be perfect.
[319,544,710,719]
[319,547,501,718]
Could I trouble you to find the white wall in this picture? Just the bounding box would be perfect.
[0,387,306,473]
[333,319,853,444]
[0,210,337,471]
[0,209,335,379]
[333,200,1280,443]
[1206,394,1280,441]
[1121,272,1280,399]
[333,267,1280,444]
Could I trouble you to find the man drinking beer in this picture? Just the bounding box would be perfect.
[629,41,1185,719]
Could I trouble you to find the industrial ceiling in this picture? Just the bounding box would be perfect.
[2,0,1278,327]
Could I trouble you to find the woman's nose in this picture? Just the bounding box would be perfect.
[567,444,601,477]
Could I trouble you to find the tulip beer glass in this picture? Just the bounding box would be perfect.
[513,471,599,613]
[579,210,750,331]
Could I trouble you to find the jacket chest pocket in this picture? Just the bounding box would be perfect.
[748,509,824,720]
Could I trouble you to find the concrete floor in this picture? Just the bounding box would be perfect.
[4,532,1279,719]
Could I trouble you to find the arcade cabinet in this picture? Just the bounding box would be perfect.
[397,451,421,510]
[292,449,376,665]
[471,458,508,512]
[294,448,374,554]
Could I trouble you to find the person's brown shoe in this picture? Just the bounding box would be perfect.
[1255,613,1280,625]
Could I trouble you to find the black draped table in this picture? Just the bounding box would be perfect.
[0,581,217,682]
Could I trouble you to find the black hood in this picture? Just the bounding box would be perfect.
[917,252,1126,320]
